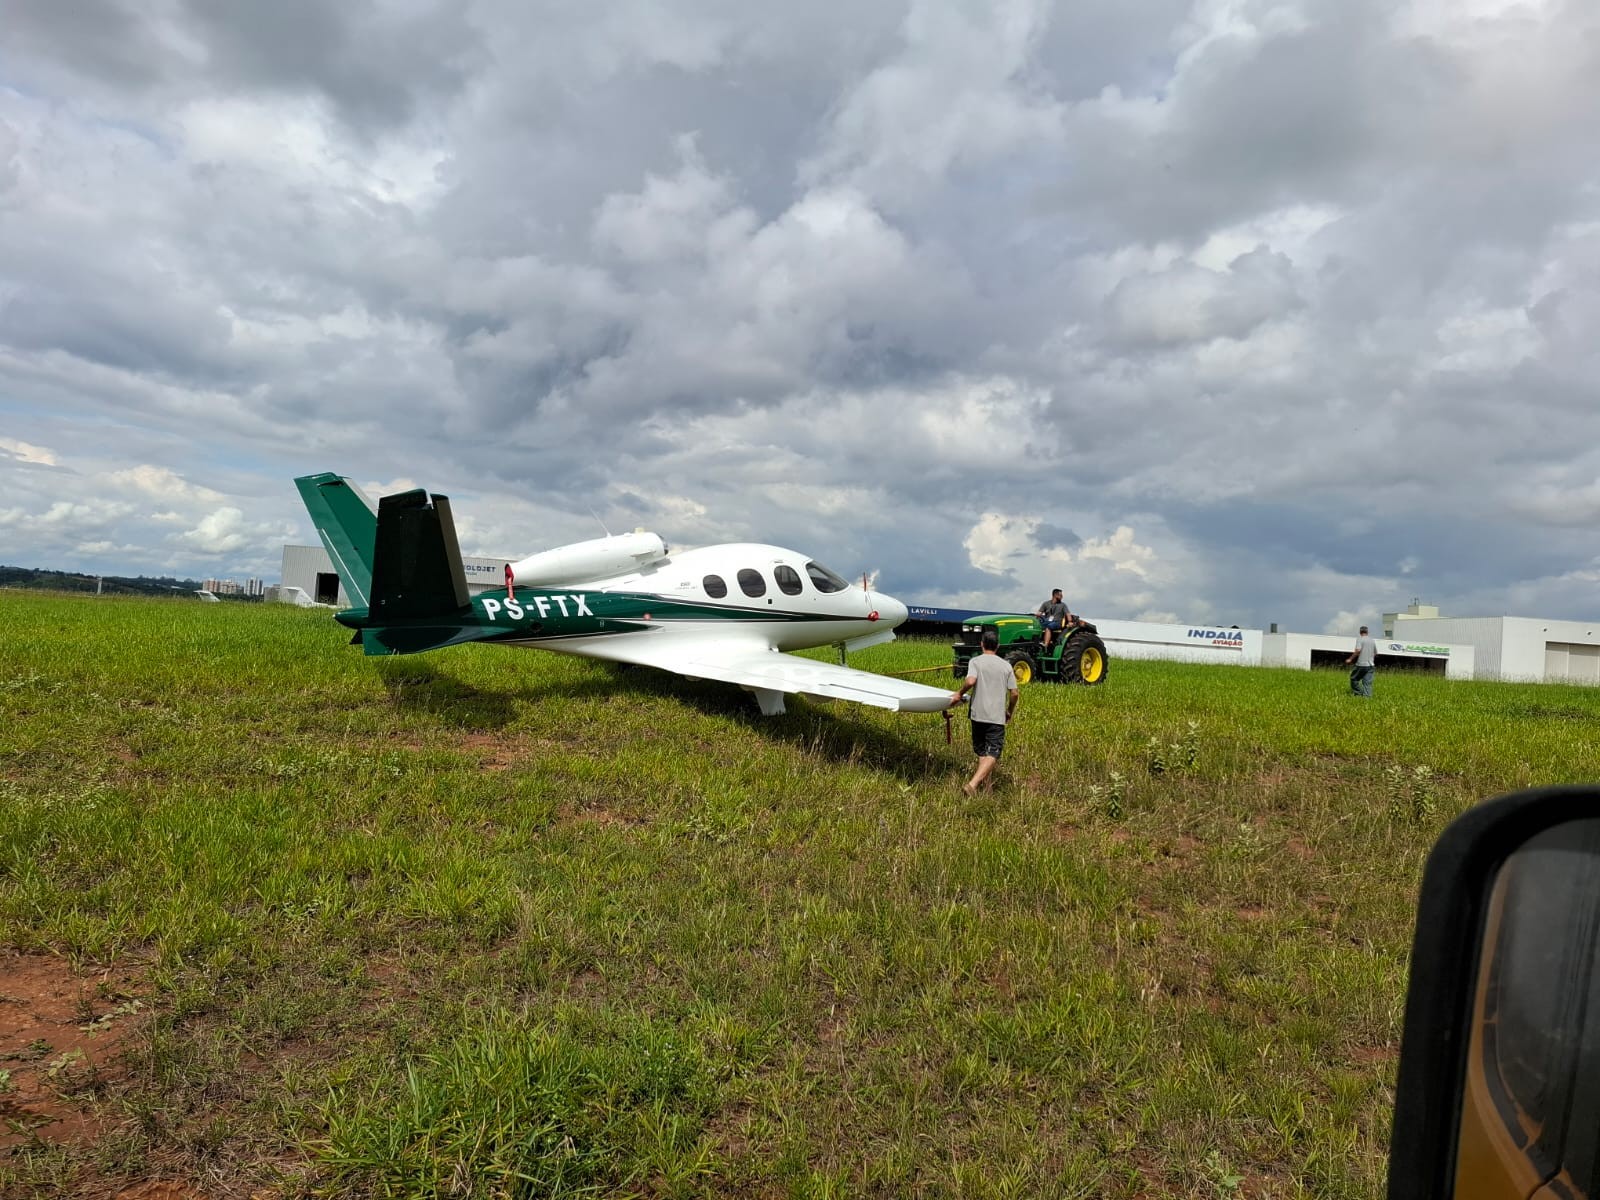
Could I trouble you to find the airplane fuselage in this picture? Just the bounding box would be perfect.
[338,543,908,659]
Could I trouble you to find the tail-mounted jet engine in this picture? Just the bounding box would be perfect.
[505,531,668,587]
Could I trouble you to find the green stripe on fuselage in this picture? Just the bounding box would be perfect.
[472,588,860,643]
[339,586,860,656]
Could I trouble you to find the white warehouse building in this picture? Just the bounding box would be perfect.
[1093,619,1264,666]
[1262,631,1475,679]
[280,544,509,607]
[1375,616,1600,684]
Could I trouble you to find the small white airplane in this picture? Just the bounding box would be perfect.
[295,473,954,716]
[278,586,334,608]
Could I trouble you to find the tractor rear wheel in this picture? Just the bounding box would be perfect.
[1005,650,1039,686]
[1059,631,1109,685]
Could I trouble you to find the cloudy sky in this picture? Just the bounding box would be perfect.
[2,0,1596,632]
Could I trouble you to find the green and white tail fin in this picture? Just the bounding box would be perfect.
[294,473,377,609]
[295,472,472,629]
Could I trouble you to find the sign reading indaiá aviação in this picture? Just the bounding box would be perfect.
[1091,619,1265,666]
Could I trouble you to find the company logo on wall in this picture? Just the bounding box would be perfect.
[1390,642,1449,656]
[1187,628,1244,649]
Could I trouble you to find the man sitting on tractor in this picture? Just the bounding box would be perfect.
[1035,588,1072,651]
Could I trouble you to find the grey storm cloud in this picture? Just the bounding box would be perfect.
[1033,523,1082,553]
[3,0,482,130]
[1104,246,1301,347]
[0,0,1598,632]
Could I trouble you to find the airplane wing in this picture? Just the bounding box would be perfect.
[592,638,955,713]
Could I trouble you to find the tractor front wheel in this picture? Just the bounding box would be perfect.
[1005,650,1039,686]
[1059,631,1109,685]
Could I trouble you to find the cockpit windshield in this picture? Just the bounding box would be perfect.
[805,561,850,594]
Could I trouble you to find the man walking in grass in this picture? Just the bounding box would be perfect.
[1346,625,1378,697]
[949,630,1019,795]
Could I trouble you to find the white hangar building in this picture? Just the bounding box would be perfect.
[280,544,508,607]
[1262,631,1475,679]
[1091,620,1470,676]
[1093,619,1264,666]
[1382,612,1600,684]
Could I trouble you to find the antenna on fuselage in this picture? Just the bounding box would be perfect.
[589,507,612,537]
[862,570,881,623]
[836,569,884,665]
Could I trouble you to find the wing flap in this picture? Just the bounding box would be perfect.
[603,640,953,713]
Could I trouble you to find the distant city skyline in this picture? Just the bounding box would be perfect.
[202,577,266,597]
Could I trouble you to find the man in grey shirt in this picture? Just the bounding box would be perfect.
[1345,625,1378,697]
[1035,588,1071,651]
[949,630,1020,795]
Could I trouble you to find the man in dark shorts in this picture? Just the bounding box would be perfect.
[949,630,1019,795]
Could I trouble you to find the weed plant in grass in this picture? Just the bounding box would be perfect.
[2,591,1598,1197]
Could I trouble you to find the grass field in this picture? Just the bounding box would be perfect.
[2,591,1598,1198]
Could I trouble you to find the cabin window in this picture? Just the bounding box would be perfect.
[806,561,849,594]
[703,574,727,599]
[775,565,803,596]
[737,568,767,598]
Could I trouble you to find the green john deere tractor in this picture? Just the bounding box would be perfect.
[951,614,1110,687]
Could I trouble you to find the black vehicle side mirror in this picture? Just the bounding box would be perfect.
[1389,784,1600,1199]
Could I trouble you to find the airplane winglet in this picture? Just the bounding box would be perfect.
[294,473,377,609]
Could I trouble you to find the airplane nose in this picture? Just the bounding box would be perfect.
[876,593,909,629]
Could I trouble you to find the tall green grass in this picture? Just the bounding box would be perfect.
[2,591,1597,1197]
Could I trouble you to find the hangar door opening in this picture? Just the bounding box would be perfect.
[315,572,341,606]
[1308,649,1446,675]
[1545,642,1600,684]
[1376,652,1447,675]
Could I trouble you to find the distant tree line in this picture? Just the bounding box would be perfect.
[0,564,237,598]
